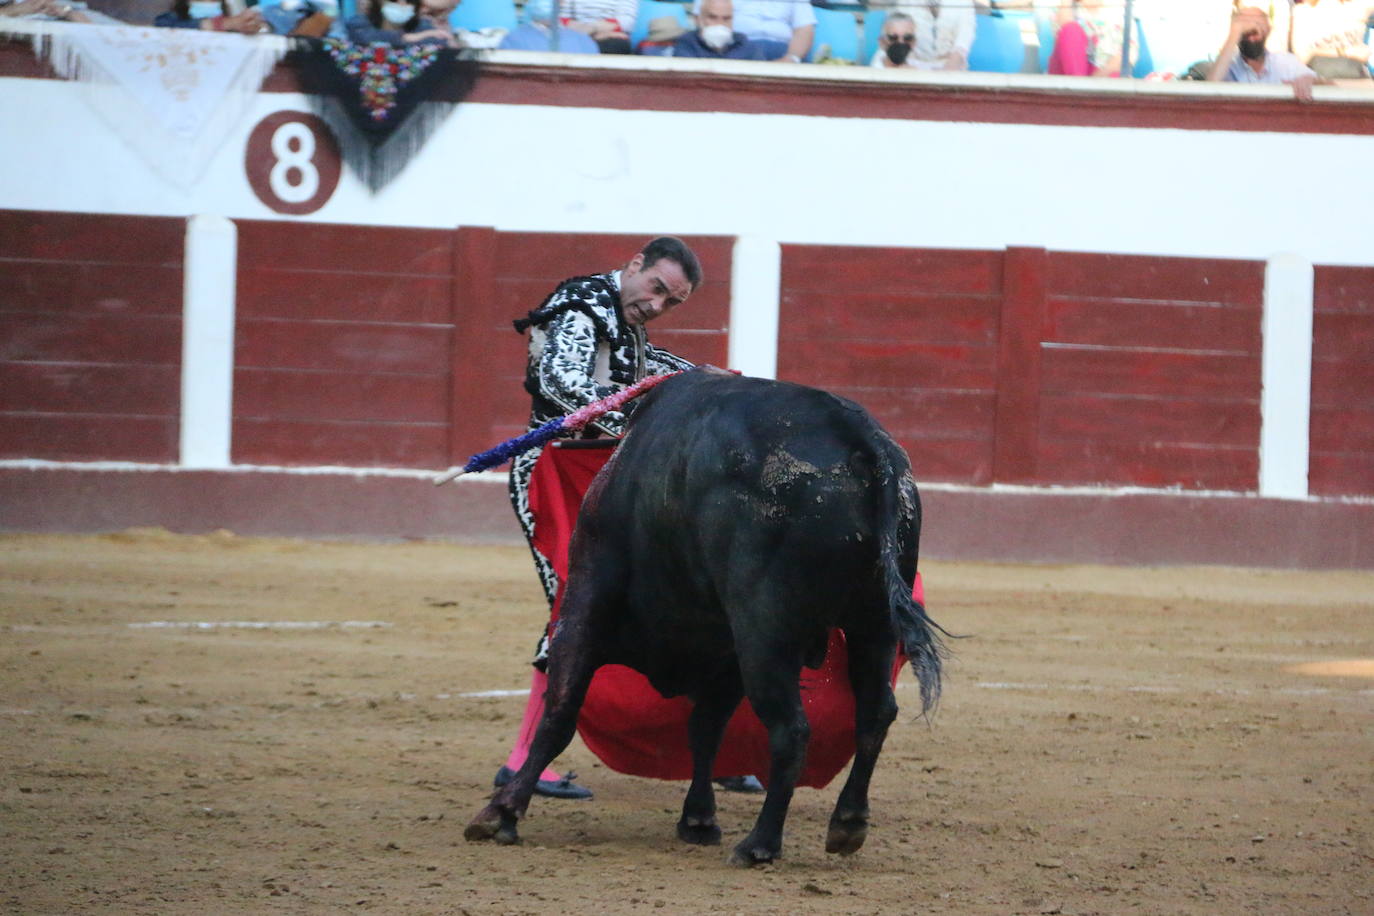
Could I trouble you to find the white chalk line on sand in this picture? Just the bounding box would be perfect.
[5,620,393,632]
[440,681,1373,701]
[12,623,1369,701]
[974,681,1374,697]
[128,620,392,630]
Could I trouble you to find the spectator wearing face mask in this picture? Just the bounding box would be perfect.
[344,0,455,46]
[710,0,814,62]
[154,0,267,32]
[870,1,974,70]
[1207,6,1321,100]
[672,0,771,60]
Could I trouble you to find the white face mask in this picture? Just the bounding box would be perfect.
[187,1,221,17]
[700,23,732,51]
[380,1,412,24]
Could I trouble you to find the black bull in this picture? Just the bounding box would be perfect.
[465,369,946,866]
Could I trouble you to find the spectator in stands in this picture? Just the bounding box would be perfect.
[871,10,918,69]
[0,0,94,20]
[561,0,637,54]
[672,0,770,59]
[154,0,267,32]
[499,0,599,52]
[870,4,975,70]
[344,0,456,45]
[1207,6,1321,100]
[419,0,458,38]
[635,14,685,55]
[1291,0,1373,79]
[257,0,342,37]
[1046,0,1128,76]
[710,0,814,62]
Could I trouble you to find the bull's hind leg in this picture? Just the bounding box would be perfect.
[730,652,808,867]
[465,569,615,846]
[826,627,899,856]
[677,680,744,846]
[463,665,594,845]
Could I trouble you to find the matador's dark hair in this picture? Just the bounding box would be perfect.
[640,236,703,291]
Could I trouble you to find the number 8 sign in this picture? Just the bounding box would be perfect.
[245,111,342,215]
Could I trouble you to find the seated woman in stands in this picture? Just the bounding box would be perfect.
[1046,0,1129,76]
[153,0,268,31]
[559,0,637,54]
[344,0,457,46]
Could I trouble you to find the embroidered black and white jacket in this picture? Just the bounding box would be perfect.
[515,270,694,436]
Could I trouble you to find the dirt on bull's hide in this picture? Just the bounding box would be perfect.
[759,450,825,492]
[2,530,1372,915]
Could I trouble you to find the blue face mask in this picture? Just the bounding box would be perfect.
[188,1,222,17]
[523,0,553,22]
[380,1,412,23]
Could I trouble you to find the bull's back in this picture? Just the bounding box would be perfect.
[596,371,911,639]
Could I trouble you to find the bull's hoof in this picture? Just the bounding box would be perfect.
[728,840,779,867]
[464,807,521,845]
[824,816,868,855]
[676,814,722,846]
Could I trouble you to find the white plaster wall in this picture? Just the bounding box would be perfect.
[3,75,1373,268]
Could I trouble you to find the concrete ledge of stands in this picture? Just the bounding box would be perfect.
[484,48,1374,103]
[2,463,1372,569]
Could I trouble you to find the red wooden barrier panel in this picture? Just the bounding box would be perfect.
[0,209,183,462]
[233,219,454,468]
[779,244,1002,485]
[1311,265,1374,498]
[1037,252,1263,491]
[777,245,1266,491]
[234,224,732,469]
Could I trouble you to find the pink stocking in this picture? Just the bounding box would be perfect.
[503,668,562,782]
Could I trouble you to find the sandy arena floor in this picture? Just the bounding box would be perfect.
[2,530,1372,915]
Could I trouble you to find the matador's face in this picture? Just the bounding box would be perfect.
[620,253,692,327]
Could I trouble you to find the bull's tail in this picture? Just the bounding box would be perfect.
[884,549,945,717]
[876,447,946,717]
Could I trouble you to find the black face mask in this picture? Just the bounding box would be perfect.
[886,41,912,65]
[1238,37,1266,61]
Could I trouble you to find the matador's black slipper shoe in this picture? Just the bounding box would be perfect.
[494,765,594,800]
[715,775,766,794]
